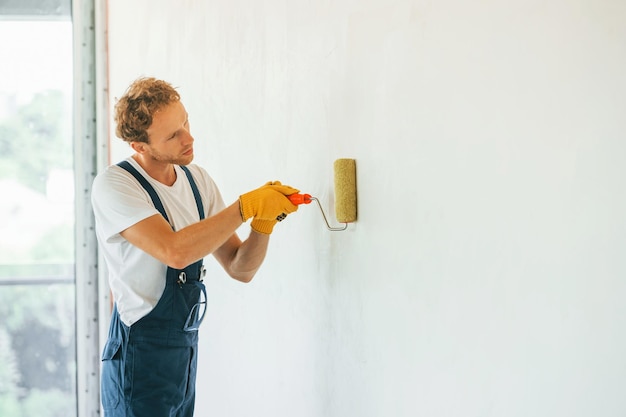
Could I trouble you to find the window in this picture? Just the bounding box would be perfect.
[0,3,78,416]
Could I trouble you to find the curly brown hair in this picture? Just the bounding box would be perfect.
[114,77,181,144]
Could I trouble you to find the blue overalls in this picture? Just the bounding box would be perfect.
[101,161,207,417]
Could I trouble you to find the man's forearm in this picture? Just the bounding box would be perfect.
[166,202,244,267]
[225,230,270,283]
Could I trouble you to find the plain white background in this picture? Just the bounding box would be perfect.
[105,1,626,416]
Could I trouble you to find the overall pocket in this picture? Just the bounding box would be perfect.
[101,338,123,410]
[176,280,206,332]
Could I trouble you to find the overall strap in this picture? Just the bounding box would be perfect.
[180,165,205,220]
[117,160,170,224]
[116,161,205,224]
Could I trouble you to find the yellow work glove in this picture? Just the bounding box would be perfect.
[249,181,299,234]
[239,181,299,224]
[251,206,295,234]
[250,218,279,235]
[262,181,300,197]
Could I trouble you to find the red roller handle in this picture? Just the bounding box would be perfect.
[288,193,312,205]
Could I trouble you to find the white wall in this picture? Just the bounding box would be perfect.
[106,1,626,416]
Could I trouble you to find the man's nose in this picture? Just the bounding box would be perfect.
[181,129,194,145]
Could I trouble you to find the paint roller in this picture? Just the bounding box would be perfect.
[288,158,357,231]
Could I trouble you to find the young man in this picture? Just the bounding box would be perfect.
[91,77,299,416]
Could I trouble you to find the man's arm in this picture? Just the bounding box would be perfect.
[120,201,270,282]
[119,180,299,281]
[212,227,269,283]
[120,202,245,270]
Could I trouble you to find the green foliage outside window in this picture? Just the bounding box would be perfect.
[0,90,72,193]
[0,90,76,417]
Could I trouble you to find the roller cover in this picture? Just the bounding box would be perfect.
[333,158,357,223]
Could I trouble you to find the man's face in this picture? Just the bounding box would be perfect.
[144,100,194,165]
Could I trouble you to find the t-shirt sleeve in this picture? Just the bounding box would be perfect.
[91,167,160,243]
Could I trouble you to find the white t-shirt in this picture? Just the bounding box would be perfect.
[91,157,226,326]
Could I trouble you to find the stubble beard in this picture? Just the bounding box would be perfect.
[148,147,193,166]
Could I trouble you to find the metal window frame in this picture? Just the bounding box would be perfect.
[74,0,109,416]
[0,0,71,16]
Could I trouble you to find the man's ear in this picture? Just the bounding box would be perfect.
[130,141,147,154]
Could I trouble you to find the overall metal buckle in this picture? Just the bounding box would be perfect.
[177,271,187,287]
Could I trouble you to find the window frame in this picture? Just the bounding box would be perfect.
[0,0,106,414]
[73,0,108,415]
